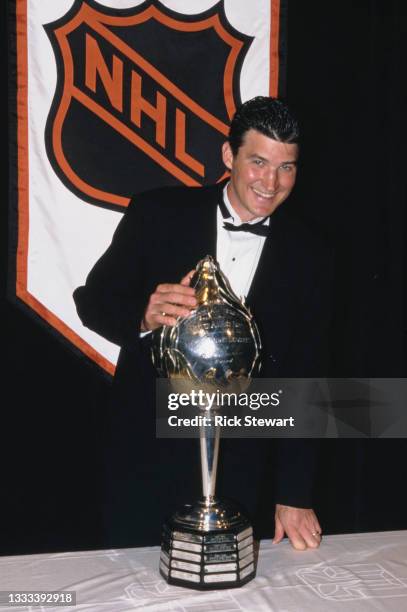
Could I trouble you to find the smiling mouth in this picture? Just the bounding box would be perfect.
[252,187,277,199]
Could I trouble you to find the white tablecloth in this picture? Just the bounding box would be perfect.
[1,531,407,611]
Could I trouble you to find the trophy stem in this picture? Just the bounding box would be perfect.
[199,412,220,504]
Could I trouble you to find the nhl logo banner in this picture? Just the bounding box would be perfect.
[45,0,252,206]
[10,0,287,374]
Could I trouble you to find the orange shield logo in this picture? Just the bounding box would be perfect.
[44,0,252,210]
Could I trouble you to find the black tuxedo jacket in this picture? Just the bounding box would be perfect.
[74,181,333,545]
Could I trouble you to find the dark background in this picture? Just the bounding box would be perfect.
[3,1,406,554]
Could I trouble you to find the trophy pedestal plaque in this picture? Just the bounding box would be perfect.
[160,499,255,589]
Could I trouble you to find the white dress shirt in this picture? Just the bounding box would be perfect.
[216,184,269,299]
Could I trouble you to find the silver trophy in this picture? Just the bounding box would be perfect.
[152,255,261,589]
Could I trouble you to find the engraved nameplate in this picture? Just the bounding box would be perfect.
[159,560,169,577]
[240,563,255,579]
[160,550,170,565]
[238,543,253,559]
[204,533,236,544]
[238,536,253,550]
[173,540,202,553]
[204,542,237,553]
[239,552,254,568]
[204,562,237,573]
[237,527,253,541]
[171,559,200,573]
[204,573,237,583]
[173,531,203,543]
[171,569,200,583]
[172,549,202,563]
[204,552,237,563]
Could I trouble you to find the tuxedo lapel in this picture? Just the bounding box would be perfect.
[246,209,291,304]
[170,182,225,269]
[246,207,304,374]
[189,183,221,260]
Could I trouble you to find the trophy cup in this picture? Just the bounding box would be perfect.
[152,255,261,589]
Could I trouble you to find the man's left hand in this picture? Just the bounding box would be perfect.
[273,504,322,550]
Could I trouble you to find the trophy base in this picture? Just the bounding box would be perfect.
[159,498,256,590]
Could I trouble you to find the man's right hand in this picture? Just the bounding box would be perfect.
[141,270,197,332]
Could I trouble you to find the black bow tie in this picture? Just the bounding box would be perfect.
[222,220,270,237]
[218,197,270,237]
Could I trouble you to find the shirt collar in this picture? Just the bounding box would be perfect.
[222,183,270,226]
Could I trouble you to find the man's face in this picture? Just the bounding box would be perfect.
[222,129,299,222]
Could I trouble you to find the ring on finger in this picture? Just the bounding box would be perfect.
[312,531,321,537]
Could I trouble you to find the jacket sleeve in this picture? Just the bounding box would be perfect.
[73,197,149,348]
[273,438,320,508]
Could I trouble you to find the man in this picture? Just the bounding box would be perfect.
[74,97,332,550]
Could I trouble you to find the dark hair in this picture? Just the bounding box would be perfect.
[228,96,300,155]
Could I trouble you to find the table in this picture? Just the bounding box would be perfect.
[1,531,407,611]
